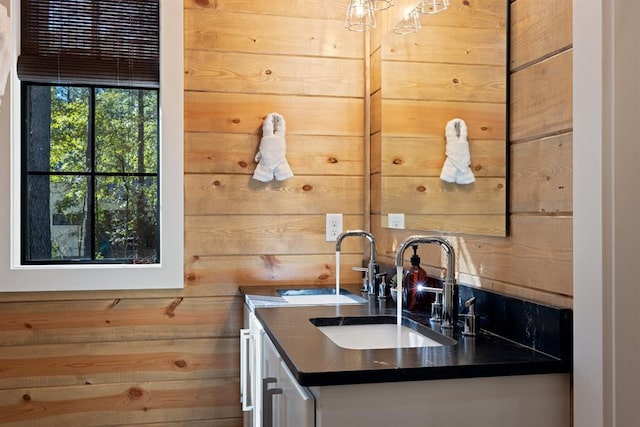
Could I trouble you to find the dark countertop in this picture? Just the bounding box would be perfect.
[248,291,571,387]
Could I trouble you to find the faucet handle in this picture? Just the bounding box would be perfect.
[419,286,444,322]
[376,272,388,299]
[462,297,478,337]
[352,267,369,292]
[430,298,443,322]
[464,296,476,315]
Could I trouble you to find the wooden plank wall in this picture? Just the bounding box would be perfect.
[0,0,572,425]
[0,1,365,426]
[371,0,573,307]
[183,0,366,293]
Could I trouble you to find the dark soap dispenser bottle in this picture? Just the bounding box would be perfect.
[403,245,432,311]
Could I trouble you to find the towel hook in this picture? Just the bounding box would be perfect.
[454,120,461,138]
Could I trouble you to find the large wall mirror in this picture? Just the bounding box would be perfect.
[372,0,508,237]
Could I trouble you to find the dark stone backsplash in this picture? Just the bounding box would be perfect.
[376,263,572,361]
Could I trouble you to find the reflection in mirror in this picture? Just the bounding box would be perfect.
[372,0,508,236]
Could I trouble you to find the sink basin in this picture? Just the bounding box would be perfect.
[310,315,456,350]
[277,288,367,305]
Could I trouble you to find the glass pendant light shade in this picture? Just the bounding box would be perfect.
[371,0,395,11]
[417,0,450,14]
[392,9,421,35]
[345,0,376,32]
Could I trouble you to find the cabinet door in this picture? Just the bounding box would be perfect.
[262,333,283,427]
[262,332,281,379]
[262,334,315,427]
[278,360,315,427]
[244,310,266,427]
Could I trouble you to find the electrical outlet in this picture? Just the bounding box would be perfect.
[325,213,343,242]
[388,213,405,229]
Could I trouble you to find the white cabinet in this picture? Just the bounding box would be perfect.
[242,306,314,427]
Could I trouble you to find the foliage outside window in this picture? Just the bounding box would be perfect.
[22,85,159,264]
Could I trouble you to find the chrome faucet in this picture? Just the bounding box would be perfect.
[335,230,377,296]
[395,235,457,328]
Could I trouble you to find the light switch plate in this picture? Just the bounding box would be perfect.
[325,213,343,241]
[388,213,405,229]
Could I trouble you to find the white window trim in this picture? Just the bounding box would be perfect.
[0,0,184,292]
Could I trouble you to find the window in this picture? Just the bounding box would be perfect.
[0,0,183,291]
[19,0,160,265]
[22,85,160,264]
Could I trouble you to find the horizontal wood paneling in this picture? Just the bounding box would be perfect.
[372,214,572,297]
[185,132,364,175]
[185,175,364,215]
[374,0,505,38]
[375,213,507,237]
[381,99,506,139]
[185,0,351,20]
[185,215,364,257]
[511,132,573,213]
[383,62,506,103]
[185,50,364,97]
[0,378,240,426]
[382,26,506,66]
[185,92,364,136]
[381,137,506,177]
[510,0,573,70]
[510,51,573,142]
[184,9,363,58]
[0,338,238,388]
[379,177,506,214]
[184,254,365,291]
[0,297,243,346]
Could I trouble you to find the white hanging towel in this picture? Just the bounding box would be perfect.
[439,118,475,184]
[0,4,12,110]
[252,112,294,182]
